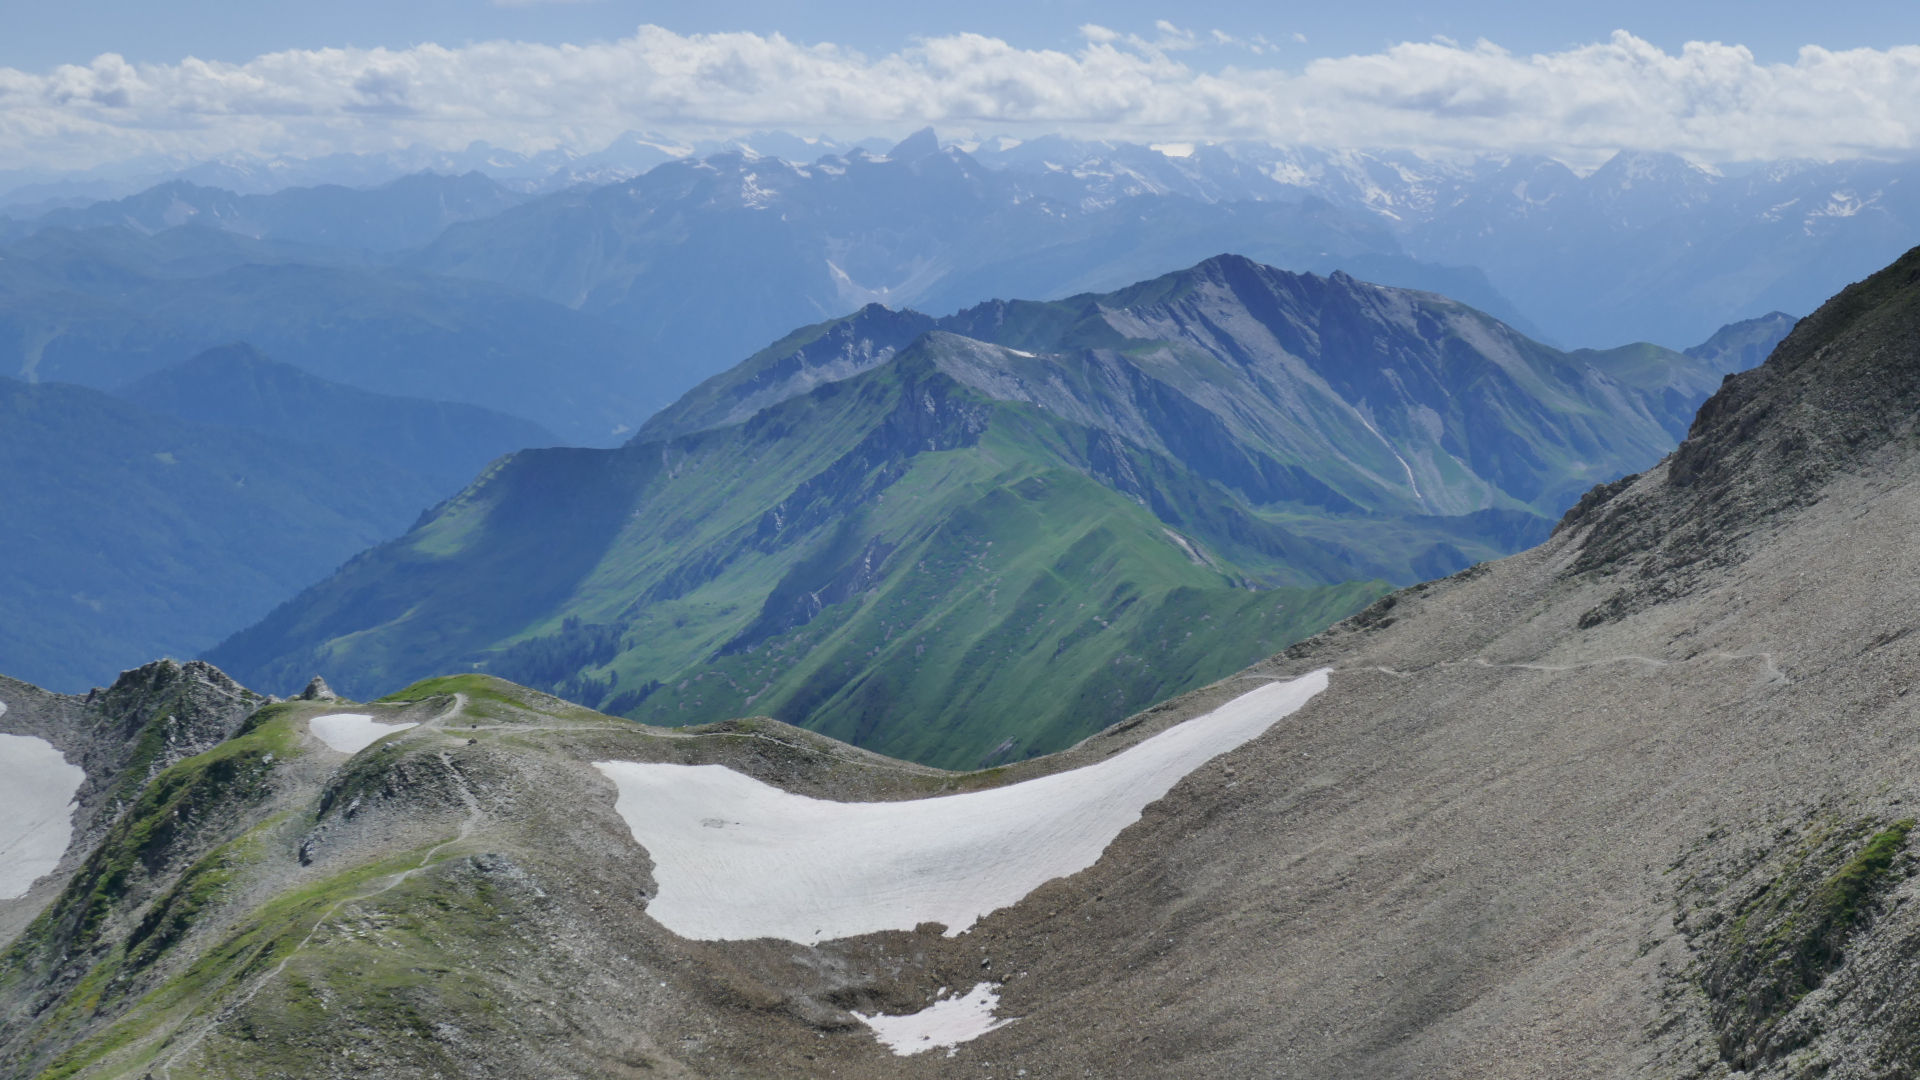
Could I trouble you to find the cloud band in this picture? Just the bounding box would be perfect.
[2,26,1918,169]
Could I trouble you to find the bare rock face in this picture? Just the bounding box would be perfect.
[0,659,266,946]
[298,675,338,701]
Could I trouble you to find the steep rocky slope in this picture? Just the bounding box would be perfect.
[7,246,1920,1078]
[0,662,269,948]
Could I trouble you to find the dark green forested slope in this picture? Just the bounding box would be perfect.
[119,344,558,496]
[0,378,438,693]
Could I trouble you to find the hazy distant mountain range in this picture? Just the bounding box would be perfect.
[0,221,650,444]
[0,126,1814,711]
[0,343,554,694]
[6,129,1912,359]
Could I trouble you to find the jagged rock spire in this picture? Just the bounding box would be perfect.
[299,675,337,701]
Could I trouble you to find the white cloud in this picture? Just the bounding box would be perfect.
[1,26,1918,170]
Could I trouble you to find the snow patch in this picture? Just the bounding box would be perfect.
[309,713,417,755]
[596,669,1329,944]
[854,983,1012,1055]
[0,732,85,899]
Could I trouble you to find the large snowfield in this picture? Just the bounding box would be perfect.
[308,713,418,755]
[0,713,87,899]
[596,669,1330,945]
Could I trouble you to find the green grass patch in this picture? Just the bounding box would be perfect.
[1698,817,1915,1068]
[29,845,461,1080]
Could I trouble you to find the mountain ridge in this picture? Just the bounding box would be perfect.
[118,344,558,496]
[649,254,1727,517]
[204,255,1739,768]
[205,336,1385,766]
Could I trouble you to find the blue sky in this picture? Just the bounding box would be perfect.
[4,0,1914,71]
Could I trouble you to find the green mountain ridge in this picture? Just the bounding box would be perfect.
[206,255,1751,768]
[653,254,1729,517]
[208,341,1384,768]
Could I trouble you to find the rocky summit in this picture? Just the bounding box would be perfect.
[6,247,1920,1077]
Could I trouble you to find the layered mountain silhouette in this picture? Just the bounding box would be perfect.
[0,345,558,693]
[0,224,649,443]
[16,130,1906,362]
[7,131,1869,449]
[208,256,1744,768]
[407,133,1538,387]
[6,244,1920,1080]
[1,171,527,251]
[967,138,1913,350]
[119,344,557,496]
[0,376,438,693]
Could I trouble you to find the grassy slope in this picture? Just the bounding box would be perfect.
[210,353,1385,768]
[1,678,944,1080]
[617,406,1384,768]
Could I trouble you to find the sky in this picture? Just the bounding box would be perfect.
[3,0,1919,170]
[6,0,1915,70]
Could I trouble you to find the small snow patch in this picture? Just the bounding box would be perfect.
[309,713,417,755]
[596,669,1328,943]
[0,733,85,899]
[854,983,1011,1055]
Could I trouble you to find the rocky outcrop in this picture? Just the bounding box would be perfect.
[0,660,266,947]
[298,675,337,700]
